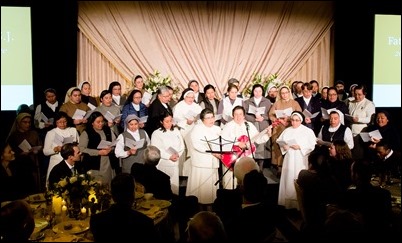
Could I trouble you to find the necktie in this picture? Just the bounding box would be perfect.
[71,167,75,176]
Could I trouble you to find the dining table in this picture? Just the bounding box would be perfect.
[26,191,171,242]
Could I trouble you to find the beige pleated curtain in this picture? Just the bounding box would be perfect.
[77,1,334,99]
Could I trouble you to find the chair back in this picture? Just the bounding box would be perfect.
[294,179,307,222]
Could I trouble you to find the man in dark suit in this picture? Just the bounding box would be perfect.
[374,140,401,185]
[132,145,198,241]
[213,157,260,227]
[131,145,173,200]
[226,170,278,243]
[145,86,173,138]
[48,142,82,189]
[90,173,160,242]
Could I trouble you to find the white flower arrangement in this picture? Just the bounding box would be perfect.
[242,73,291,98]
[144,70,182,100]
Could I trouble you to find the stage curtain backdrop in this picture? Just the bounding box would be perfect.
[77,1,334,99]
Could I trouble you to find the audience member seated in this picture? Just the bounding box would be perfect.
[0,200,35,242]
[297,151,342,240]
[48,142,83,190]
[131,145,173,200]
[90,173,159,242]
[226,170,277,243]
[185,211,228,243]
[328,140,354,193]
[0,142,28,203]
[131,145,199,239]
[338,160,393,241]
[373,140,401,186]
[323,208,365,243]
[213,157,259,228]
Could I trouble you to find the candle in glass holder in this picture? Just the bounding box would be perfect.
[81,207,87,219]
[61,205,68,221]
[52,196,62,215]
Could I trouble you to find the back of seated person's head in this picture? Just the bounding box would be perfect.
[233,157,259,186]
[308,150,330,175]
[243,170,267,203]
[324,209,364,242]
[111,173,135,206]
[0,200,34,241]
[187,211,227,243]
[16,104,32,115]
[143,145,161,166]
[351,160,372,186]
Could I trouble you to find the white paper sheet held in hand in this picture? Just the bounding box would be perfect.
[18,139,32,152]
[302,109,319,118]
[166,147,179,155]
[87,103,97,111]
[142,92,152,105]
[368,130,382,139]
[184,110,200,120]
[248,105,266,115]
[138,116,148,124]
[97,140,117,149]
[320,108,336,120]
[276,138,298,147]
[360,130,383,142]
[41,112,49,123]
[54,134,75,146]
[275,107,293,118]
[104,111,115,122]
[72,109,87,119]
[124,138,145,149]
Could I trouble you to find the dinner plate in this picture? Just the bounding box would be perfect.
[140,199,171,209]
[29,232,45,241]
[137,207,165,219]
[26,193,46,203]
[34,218,49,231]
[52,220,90,234]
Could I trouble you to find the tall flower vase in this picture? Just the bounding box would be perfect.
[68,198,82,219]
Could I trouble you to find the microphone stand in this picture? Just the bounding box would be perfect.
[245,122,255,160]
[203,136,236,189]
[214,148,245,188]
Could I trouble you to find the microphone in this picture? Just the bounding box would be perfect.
[245,121,249,130]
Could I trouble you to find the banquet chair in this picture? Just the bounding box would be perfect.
[294,179,307,223]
